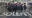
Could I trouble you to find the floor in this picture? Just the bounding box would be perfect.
[2,10,32,16]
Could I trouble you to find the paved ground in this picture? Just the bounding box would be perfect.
[2,11,31,16]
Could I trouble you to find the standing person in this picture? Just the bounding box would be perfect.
[7,5,11,12]
[13,4,15,11]
[20,4,23,12]
[7,3,11,12]
[24,3,27,12]
[14,3,17,15]
[11,4,14,13]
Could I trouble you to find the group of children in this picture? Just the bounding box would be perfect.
[6,2,27,15]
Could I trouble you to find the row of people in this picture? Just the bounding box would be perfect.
[6,3,27,15]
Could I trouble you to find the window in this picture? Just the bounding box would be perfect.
[14,0,17,2]
[21,0,23,1]
[14,0,23,2]
[5,0,10,2]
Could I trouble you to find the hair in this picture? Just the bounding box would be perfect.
[24,3,26,4]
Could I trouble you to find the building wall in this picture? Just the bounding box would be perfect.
[0,0,31,2]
